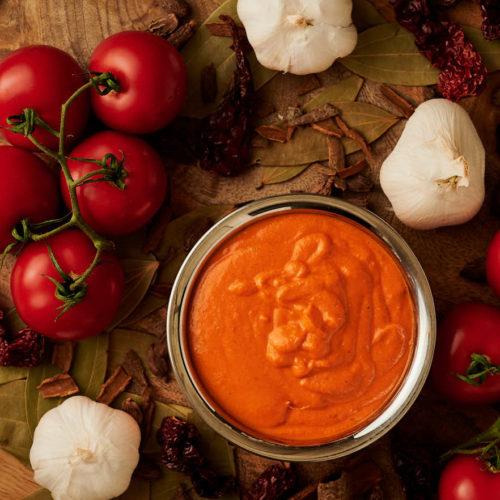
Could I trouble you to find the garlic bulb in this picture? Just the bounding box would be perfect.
[30,396,141,500]
[237,0,357,75]
[380,99,485,230]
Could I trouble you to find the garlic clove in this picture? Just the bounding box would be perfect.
[30,396,141,500]
[380,99,485,230]
[237,0,358,75]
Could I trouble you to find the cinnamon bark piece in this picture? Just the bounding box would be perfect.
[148,14,179,37]
[311,119,344,138]
[37,373,79,399]
[121,397,143,425]
[337,159,368,179]
[122,350,148,388]
[51,342,75,373]
[288,103,339,126]
[96,366,132,405]
[166,20,196,49]
[380,84,415,118]
[335,116,373,163]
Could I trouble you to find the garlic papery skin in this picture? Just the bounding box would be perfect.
[380,99,485,230]
[30,396,141,500]
[237,0,358,75]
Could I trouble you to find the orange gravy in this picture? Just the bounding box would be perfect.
[186,211,415,444]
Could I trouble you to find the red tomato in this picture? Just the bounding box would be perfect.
[0,45,89,151]
[439,455,500,500]
[10,230,124,340]
[89,31,187,134]
[61,131,167,237]
[431,302,500,404]
[0,146,59,250]
[487,229,500,298]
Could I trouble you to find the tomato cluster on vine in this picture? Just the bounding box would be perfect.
[0,31,187,342]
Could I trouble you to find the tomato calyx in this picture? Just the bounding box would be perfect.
[455,353,500,386]
[442,416,500,473]
[69,151,127,190]
[5,108,60,138]
[89,71,120,96]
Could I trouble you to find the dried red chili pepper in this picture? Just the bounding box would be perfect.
[391,0,487,101]
[198,15,253,176]
[243,465,297,500]
[479,0,500,40]
[157,416,236,498]
[0,311,44,367]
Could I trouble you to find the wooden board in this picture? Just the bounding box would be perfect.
[0,0,499,498]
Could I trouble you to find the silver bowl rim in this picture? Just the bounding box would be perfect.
[167,194,436,461]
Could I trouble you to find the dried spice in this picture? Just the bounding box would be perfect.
[142,204,173,256]
[148,14,180,37]
[199,15,254,176]
[157,416,236,498]
[380,84,415,118]
[121,397,143,425]
[148,340,169,379]
[243,465,297,500]
[256,126,290,144]
[201,63,217,104]
[206,21,246,38]
[51,342,75,373]
[287,103,339,127]
[311,119,344,138]
[335,116,373,163]
[460,257,487,284]
[160,0,190,19]
[479,0,500,40]
[37,373,79,399]
[184,216,214,253]
[296,75,321,96]
[391,0,487,101]
[141,385,155,444]
[96,366,132,405]
[326,136,345,175]
[0,313,44,368]
[122,349,148,388]
[167,20,197,49]
[337,158,369,179]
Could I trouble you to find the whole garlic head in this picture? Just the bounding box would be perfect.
[237,0,358,75]
[30,396,141,500]
[380,99,485,230]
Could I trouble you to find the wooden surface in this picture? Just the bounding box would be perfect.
[0,0,499,499]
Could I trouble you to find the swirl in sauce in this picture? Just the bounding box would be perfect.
[187,212,415,445]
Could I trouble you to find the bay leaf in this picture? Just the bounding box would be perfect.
[252,101,398,166]
[303,75,364,112]
[463,26,500,72]
[106,257,160,331]
[118,478,151,500]
[0,365,28,385]
[180,0,276,118]
[352,0,387,30]
[340,24,440,86]
[261,164,310,185]
[0,380,31,465]
[25,363,61,438]
[22,490,53,500]
[121,294,168,328]
[70,332,109,400]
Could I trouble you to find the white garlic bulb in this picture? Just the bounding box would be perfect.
[30,396,141,500]
[380,99,485,230]
[237,0,357,75]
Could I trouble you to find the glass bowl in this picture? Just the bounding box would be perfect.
[167,194,435,461]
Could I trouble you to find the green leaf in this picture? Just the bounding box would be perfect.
[463,26,500,72]
[340,24,440,86]
[180,0,276,119]
[22,490,53,500]
[252,101,398,166]
[70,332,109,400]
[121,294,168,328]
[0,380,31,465]
[118,478,150,500]
[107,328,156,377]
[352,0,387,30]
[106,257,160,331]
[0,365,29,385]
[25,363,61,439]
[303,75,364,112]
[261,164,310,185]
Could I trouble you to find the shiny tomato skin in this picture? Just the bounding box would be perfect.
[439,455,500,500]
[0,146,59,250]
[61,131,167,237]
[487,229,500,298]
[89,31,187,134]
[0,45,89,151]
[10,230,124,341]
[431,302,500,404]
